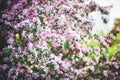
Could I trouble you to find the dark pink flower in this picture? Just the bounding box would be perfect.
[23,48,28,55]
[24,7,38,19]
[61,49,67,55]
[118,67,120,76]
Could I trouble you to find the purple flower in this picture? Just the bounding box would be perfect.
[2,12,14,20]
[7,37,14,44]
[2,64,8,70]
[32,73,39,79]
[59,66,67,72]
[24,7,38,19]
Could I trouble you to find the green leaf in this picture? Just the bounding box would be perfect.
[76,57,83,65]
[19,59,24,64]
[28,50,33,54]
[51,49,58,55]
[106,46,117,58]
[111,30,118,36]
[47,39,51,47]
[62,55,68,60]
[39,68,45,74]
[32,66,39,72]
[67,55,72,61]
[32,28,37,32]
[37,8,42,14]
[39,16,45,25]
[47,62,55,70]
[26,60,32,66]
[64,40,69,50]
[86,39,100,48]
[86,53,92,59]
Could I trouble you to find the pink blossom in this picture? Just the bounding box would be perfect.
[59,66,67,72]
[24,7,38,19]
[57,29,63,34]
[23,48,28,55]
[59,0,65,4]
[7,37,14,44]
[28,41,33,50]
[32,0,40,5]
[61,49,67,55]
[7,31,14,37]
[2,64,8,70]
[22,31,26,36]
[34,49,38,58]
[1,0,116,79]
[51,40,60,48]
[28,33,34,41]
[68,10,74,16]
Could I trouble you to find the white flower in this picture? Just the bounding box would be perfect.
[89,66,95,72]
[28,41,33,50]
[103,70,108,77]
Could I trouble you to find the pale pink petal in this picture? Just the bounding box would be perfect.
[28,42,33,50]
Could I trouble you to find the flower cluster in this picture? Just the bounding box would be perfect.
[0,0,120,80]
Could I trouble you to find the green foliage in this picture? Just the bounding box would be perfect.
[37,48,44,57]
[99,54,106,63]
[52,77,59,80]
[39,68,45,74]
[37,8,42,14]
[86,39,100,48]
[105,33,120,59]
[111,30,118,36]
[51,47,60,55]
[86,53,93,59]
[67,55,72,61]
[28,50,33,54]
[64,40,69,50]
[62,54,72,61]
[94,30,105,36]
[75,57,83,65]
[19,59,25,64]
[32,66,39,72]
[47,62,55,70]
[26,60,32,66]
[106,45,117,58]
[39,16,45,25]
[32,28,37,33]
[2,48,12,57]
[114,18,120,24]
[51,46,62,55]
[47,39,51,47]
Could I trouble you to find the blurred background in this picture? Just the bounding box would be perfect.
[92,0,120,35]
